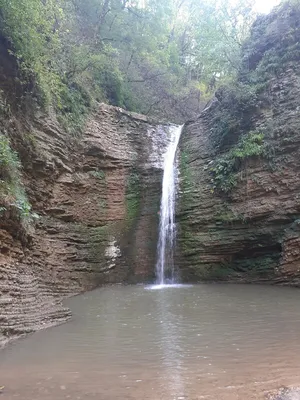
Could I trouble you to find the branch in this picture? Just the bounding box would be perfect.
[145,98,163,115]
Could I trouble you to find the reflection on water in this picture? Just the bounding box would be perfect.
[1,284,300,399]
[156,288,185,398]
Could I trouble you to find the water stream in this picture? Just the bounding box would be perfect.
[155,124,183,285]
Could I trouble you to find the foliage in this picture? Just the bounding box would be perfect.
[210,81,265,149]
[183,0,256,85]
[0,0,260,124]
[211,131,265,193]
[207,0,300,195]
[0,134,34,220]
[0,90,11,117]
[0,134,21,176]
[240,0,300,85]
[57,83,92,134]
[1,0,298,124]
[0,0,64,105]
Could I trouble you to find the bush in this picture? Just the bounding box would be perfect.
[0,0,64,107]
[92,59,125,107]
[0,134,21,180]
[211,83,263,150]
[57,82,92,134]
[0,134,34,220]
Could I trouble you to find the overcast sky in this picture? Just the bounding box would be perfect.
[255,0,280,14]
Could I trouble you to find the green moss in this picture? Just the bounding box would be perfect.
[227,255,278,278]
[88,225,109,260]
[187,264,237,281]
[74,223,110,265]
[179,150,193,200]
[90,169,106,180]
[184,254,278,281]
[215,209,237,223]
[125,171,141,223]
[178,149,195,245]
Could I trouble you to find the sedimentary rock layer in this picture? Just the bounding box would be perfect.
[177,3,300,283]
[0,104,170,346]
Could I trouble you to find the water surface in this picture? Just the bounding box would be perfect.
[1,284,300,399]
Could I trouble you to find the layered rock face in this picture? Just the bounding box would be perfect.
[0,102,171,346]
[178,2,300,284]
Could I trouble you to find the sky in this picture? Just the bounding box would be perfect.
[254,0,280,14]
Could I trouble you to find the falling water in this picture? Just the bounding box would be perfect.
[155,124,184,285]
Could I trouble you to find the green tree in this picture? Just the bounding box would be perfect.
[0,0,260,123]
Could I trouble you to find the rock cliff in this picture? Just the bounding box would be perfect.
[0,88,171,345]
[178,1,300,284]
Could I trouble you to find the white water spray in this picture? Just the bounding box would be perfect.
[155,125,183,285]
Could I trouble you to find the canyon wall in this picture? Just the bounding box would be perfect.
[177,2,300,284]
[0,95,170,345]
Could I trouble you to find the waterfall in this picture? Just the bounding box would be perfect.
[155,124,183,285]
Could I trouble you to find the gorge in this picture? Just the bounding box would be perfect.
[1,0,300,398]
[0,0,299,344]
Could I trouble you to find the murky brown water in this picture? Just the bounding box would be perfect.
[1,284,300,400]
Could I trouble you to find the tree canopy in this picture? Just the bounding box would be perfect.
[0,0,260,125]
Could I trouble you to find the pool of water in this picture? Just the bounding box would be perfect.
[1,284,300,399]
